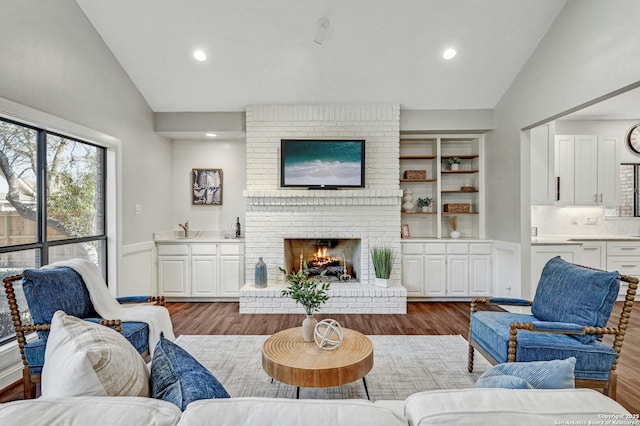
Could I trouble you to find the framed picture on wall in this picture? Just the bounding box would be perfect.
[192,168,223,205]
[401,224,411,239]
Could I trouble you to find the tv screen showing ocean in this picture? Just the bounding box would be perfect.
[282,140,364,186]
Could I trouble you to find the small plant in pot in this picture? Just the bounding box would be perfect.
[416,197,433,212]
[371,246,394,288]
[279,266,330,342]
[448,156,461,171]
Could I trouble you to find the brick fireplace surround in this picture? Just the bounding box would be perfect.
[239,104,407,314]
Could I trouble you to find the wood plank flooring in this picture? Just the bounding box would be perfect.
[1,301,638,414]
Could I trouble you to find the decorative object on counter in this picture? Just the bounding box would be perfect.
[449,216,460,239]
[235,217,241,238]
[279,267,330,342]
[416,197,433,212]
[448,157,461,171]
[192,169,223,205]
[402,188,415,212]
[444,203,470,213]
[255,257,267,288]
[314,319,344,350]
[403,170,427,179]
[401,224,411,239]
[371,245,394,288]
[178,221,189,238]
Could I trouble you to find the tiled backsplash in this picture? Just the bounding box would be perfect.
[531,206,640,236]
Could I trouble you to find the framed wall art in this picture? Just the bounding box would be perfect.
[401,224,411,239]
[192,168,223,205]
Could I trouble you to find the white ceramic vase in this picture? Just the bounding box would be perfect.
[451,163,459,171]
[302,315,317,342]
[374,277,389,288]
[402,188,415,212]
[450,230,460,239]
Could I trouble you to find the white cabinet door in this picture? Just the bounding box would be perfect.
[220,255,243,297]
[574,135,599,206]
[580,242,606,270]
[424,255,447,296]
[402,255,425,296]
[597,136,619,207]
[191,255,217,296]
[158,256,189,296]
[447,255,469,296]
[530,124,555,205]
[469,255,491,296]
[554,135,575,206]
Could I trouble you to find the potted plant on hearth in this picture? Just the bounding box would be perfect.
[279,266,330,342]
[448,157,461,171]
[371,246,395,288]
[416,197,433,213]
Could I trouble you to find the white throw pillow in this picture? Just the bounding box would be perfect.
[41,310,150,397]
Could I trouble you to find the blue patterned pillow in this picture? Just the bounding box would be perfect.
[532,257,619,343]
[475,357,576,389]
[150,333,230,410]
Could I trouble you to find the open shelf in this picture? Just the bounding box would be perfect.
[400,178,437,183]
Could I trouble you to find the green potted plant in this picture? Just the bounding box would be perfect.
[279,266,330,341]
[415,197,433,213]
[371,246,395,288]
[448,156,461,171]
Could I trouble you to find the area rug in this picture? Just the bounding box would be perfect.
[174,334,492,400]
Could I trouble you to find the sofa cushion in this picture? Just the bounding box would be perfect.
[475,357,575,389]
[151,333,230,410]
[0,396,181,426]
[41,311,150,397]
[532,256,619,343]
[471,311,617,381]
[404,388,635,426]
[179,398,408,426]
[22,267,96,339]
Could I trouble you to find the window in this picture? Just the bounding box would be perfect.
[620,164,640,217]
[0,117,107,344]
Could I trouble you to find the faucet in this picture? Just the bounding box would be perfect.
[179,221,189,238]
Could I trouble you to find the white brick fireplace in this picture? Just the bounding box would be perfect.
[240,104,407,314]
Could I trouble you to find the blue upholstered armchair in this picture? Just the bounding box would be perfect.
[3,267,166,399]
[468,256,637,400]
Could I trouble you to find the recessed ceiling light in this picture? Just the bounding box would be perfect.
[443,48,457,60]
[206,133,217,138]
[193,50,207,62]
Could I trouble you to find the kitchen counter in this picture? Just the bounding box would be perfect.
[531,235,640,245]
[154,231,244,243]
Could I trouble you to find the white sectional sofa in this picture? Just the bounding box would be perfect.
[1,388,637,426]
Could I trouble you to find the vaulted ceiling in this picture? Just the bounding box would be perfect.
[76,0,566,113]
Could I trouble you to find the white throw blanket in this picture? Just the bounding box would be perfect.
[45,258,175,355]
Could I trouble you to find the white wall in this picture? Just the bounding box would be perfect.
[0,0,173,247]
[171,139,247,233]
[488,0,640,295]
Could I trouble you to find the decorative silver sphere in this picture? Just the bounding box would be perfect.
[314,319,344,350]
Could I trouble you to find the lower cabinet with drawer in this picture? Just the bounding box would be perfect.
[606,241,640,300]
[401,241,492,298]
[157,242,244,299]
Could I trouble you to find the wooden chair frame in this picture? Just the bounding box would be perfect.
[3,274,165,399]
[468,273,637,400]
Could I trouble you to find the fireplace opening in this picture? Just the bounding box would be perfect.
[283,238,361,282]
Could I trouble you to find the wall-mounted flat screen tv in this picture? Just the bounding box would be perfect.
[280,139,365,188]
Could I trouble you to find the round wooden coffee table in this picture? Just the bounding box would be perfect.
[262,327,373,399]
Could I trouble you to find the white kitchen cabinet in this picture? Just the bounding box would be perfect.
[401,241,491,298]
[606,241,640,300]
[530,124,556,205]
[158,242,244,299]
[530,244,580,298]
[555,135,619,207]
[579,241,606,270]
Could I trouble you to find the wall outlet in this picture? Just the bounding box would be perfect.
[135,204,142,215]
[586,217,597,225]
[531,227,538,236]
[571,217,578,225]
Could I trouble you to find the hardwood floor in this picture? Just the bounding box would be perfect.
[1,301,638,414]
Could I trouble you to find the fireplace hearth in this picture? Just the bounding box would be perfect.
[284,238,361,282]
